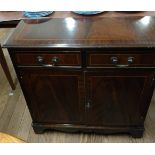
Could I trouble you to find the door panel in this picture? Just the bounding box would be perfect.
[20,69,84,124]
[85,70,154,126]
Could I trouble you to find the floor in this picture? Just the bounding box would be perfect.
[0,29,155,143]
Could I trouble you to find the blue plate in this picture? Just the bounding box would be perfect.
[72,11,104,15]
[23,11,54,18]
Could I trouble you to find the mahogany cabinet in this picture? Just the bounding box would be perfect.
[20,69,84,124]
[7,50,155,138]
[3,17,155,138]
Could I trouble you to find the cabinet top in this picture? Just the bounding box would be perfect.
[3,17,155,49]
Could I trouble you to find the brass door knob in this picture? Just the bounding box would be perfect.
[111,57,118,64]
[37,56,44,63]
[51,57,60,65]
[128,57,134,64]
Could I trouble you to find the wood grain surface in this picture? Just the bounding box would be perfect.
[0,29,155,142]
[3,17,155,48]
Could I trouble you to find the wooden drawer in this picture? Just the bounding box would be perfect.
[15,52,81,66]
[87,53,155,67]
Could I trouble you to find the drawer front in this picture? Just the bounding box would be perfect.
[15,52,81,66]
[88,53,155,67]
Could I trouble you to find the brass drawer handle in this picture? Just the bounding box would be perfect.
[36,56,60,66]
[115,64,129,68]
[115,57,134,67]
[110,56,134,68]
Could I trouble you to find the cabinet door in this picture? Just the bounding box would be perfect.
[85,70,155,126]
[20,68,84,124]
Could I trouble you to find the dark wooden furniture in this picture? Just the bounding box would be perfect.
[3,17,155,138]
[0,12,155,91]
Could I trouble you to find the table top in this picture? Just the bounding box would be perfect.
[1,11,155,28]
[3,16,155,49]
